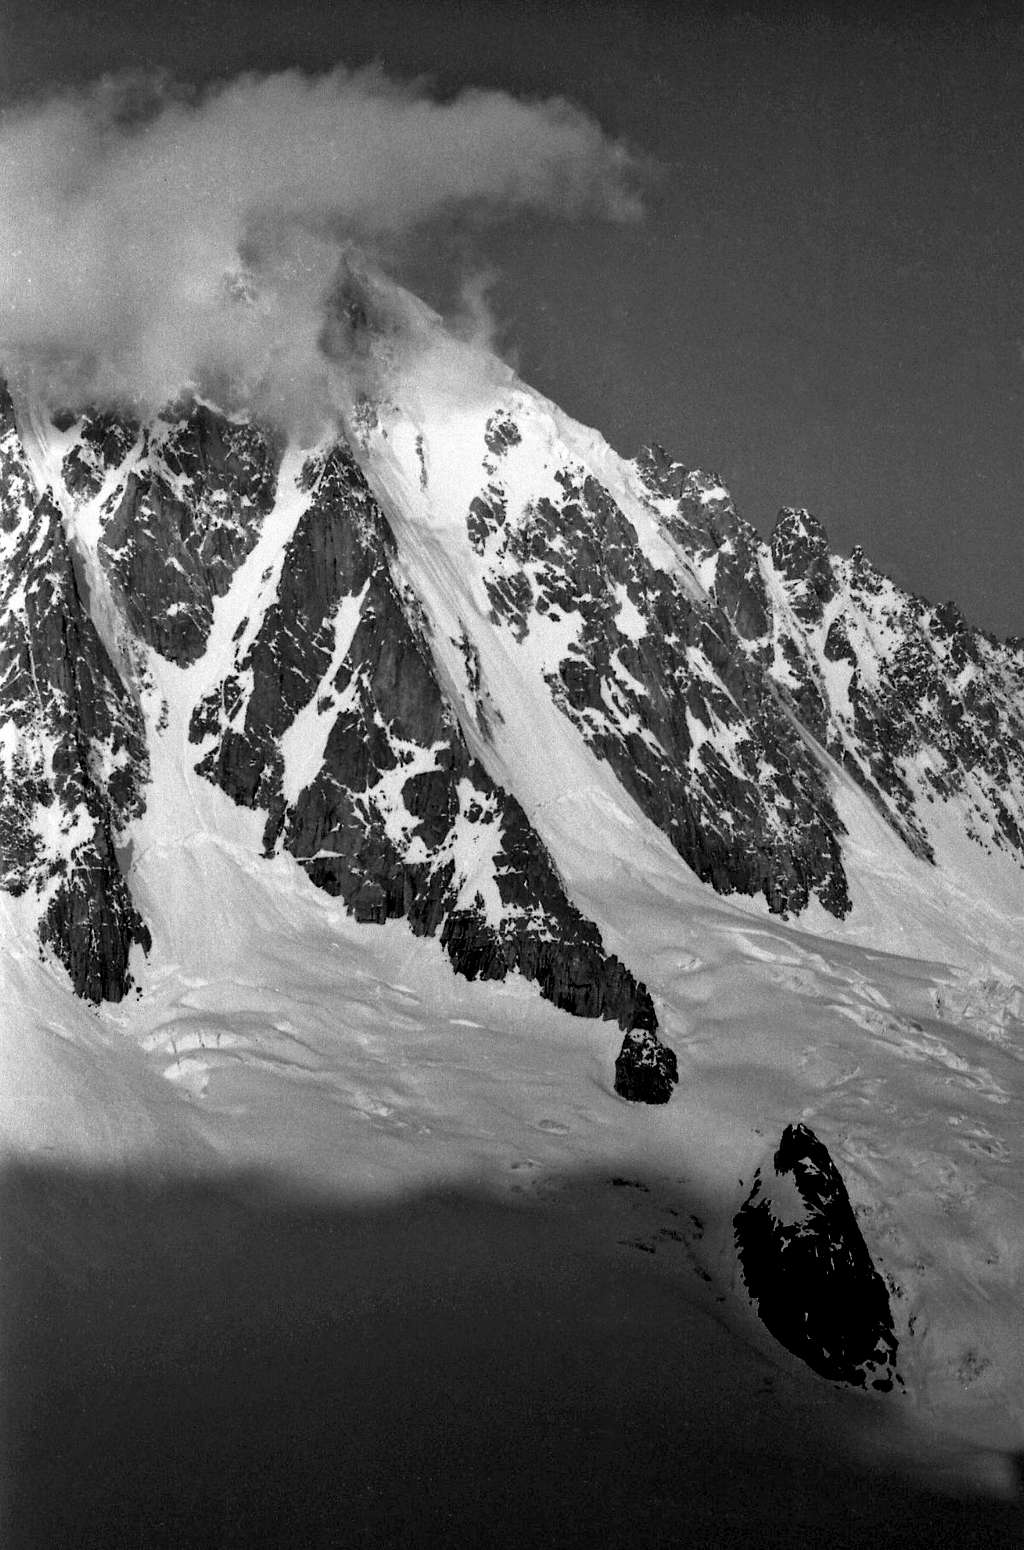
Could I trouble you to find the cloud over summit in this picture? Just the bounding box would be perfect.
[0,66,642,425]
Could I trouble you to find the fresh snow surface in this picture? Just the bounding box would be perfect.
[4,335,1024,1544]
[278,581,369,806]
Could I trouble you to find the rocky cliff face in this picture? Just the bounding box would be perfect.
[465,434,851,918]
[639,448,1024,872]
[0,386,149,1001]
[189,441,659,1042]
[734,1123,900,1390]
[84,404,282,666]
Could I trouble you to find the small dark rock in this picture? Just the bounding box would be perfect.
[614,1028,679,1104]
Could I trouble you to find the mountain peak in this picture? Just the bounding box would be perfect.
[770,504,831,568]
[2,342,1023,1028]
[635,442,733,512]
[4,334,1024,1488]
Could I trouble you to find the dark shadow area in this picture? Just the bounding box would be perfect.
[2,1157,1021,1549]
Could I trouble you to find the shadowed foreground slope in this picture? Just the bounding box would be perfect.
[2,1160,1021,1549]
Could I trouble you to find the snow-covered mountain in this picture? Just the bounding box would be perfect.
[3,276,1024,1539]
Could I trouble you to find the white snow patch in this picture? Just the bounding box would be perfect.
[278,581,369,804]
[612,582,647,642]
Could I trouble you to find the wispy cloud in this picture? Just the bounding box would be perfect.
[0,66,642,426]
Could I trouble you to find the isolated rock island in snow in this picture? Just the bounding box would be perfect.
[613,1027,679,1103]
[734,1123,900,1389]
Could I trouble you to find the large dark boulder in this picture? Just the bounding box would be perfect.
[614,1028,679,1105]
[734,1123,899,1389]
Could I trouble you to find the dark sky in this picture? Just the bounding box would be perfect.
[3,0,1022,636]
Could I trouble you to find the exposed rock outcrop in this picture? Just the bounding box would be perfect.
[97,404,282,665]
[190,442,664,1052]
[733,1123,899,1389]
[614,1028,679,1104]
[473,443,852,919]
[641,446,1024,873]
[0,388,149,1000]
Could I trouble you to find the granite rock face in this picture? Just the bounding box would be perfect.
[639,447,1024,871]
[190,443,664,1045]
[469,440,851,919]
[734,1123,899,1389]
[0,386,149,1001]
[96,405,282,665]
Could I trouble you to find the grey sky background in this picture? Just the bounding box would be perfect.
[2,0,1021,637]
